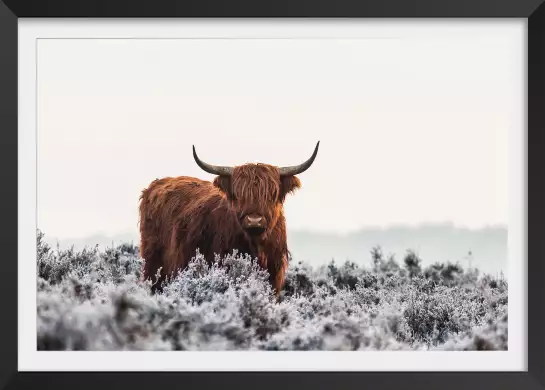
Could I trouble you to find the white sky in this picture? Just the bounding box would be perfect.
[37,22,522,239]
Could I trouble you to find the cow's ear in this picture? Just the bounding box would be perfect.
[213,176,232,197]
[279,175,301,203]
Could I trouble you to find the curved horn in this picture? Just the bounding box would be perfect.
[279,141,320,176]
[193,145,234,176]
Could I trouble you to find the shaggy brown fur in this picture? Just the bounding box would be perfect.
[139,164,302,296]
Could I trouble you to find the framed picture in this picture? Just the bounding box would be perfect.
[1,0,544,388]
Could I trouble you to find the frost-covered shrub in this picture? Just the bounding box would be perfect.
[281,260,316,298]
[36,230,508,351]
[404,249,422,278]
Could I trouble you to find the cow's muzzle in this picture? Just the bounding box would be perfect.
[242,214,266,234]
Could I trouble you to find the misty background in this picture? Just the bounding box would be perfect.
[42,223,507,275]
[37,23,521,276]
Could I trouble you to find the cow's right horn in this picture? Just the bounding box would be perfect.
[279,141,320,176]
[193,146,234,176]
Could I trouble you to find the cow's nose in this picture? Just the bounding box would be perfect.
[247,215,263,225]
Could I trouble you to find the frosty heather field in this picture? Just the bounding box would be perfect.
[36,230,508,351]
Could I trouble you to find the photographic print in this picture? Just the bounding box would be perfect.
[33,22,520,354]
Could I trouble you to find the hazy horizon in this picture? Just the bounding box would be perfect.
[40,222,508,276]
[42,220,508,241]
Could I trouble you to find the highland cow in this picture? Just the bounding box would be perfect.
[138,142,320,296]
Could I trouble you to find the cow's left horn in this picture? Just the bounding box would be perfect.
[193,145,234,176]
[279,141,320,176]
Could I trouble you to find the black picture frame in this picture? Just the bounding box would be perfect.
[1,0,543,389]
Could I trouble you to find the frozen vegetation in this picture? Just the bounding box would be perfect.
[36,230,508,351]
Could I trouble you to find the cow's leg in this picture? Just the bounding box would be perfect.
[267,253,289,298]
[258,250,284,296]
[272,266,287,298]
[140,238,166,293]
